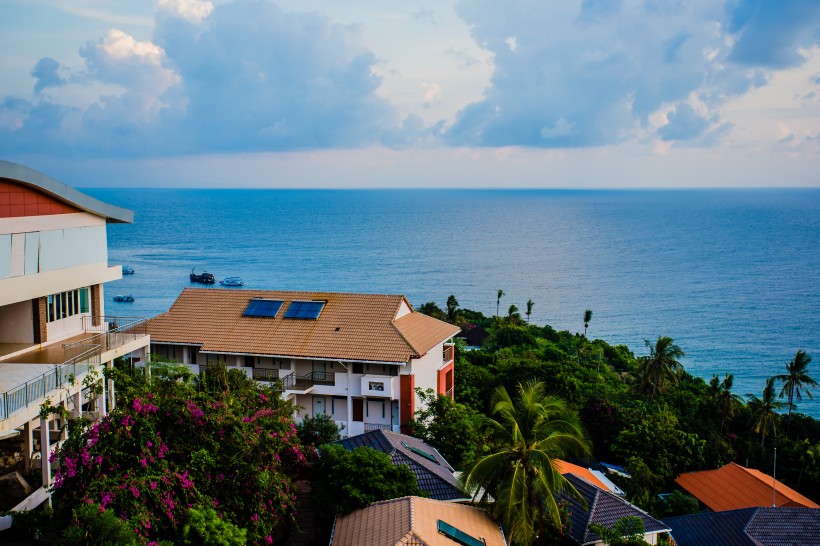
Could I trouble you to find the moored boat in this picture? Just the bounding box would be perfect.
[122,265,135,275]
[190,269,216,284]
[112,294,134,303]
[219,276,244,286]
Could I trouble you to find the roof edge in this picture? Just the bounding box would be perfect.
[0,160,133,224]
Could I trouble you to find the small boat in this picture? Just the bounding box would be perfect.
[219,276,244,287]
[122,265,135,275]
[190,269,216,284]
[112,294,134,303]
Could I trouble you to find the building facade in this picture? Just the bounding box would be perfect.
[148,288,459,436]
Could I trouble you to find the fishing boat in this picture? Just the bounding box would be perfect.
[122,265,135,275]
[190,269,216,284]
[219,276,244,287]
[112,294,134,303]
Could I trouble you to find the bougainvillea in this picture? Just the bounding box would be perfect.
[51,362,308,545]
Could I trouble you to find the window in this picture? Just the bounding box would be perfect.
[47,295,54,322]
[47,289,86,323]
[79,287,89,313]
[243,299,283,317]
[284,300,325,319]
[369,382,384,392]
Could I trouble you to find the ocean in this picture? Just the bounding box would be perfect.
[86,188,820,418]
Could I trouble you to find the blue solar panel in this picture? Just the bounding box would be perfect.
[284,300,325,319]
[243,299,284,317]
[437,520,486,546]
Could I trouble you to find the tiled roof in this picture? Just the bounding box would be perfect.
[335,430,465,501]
[331,496,506,546]
[561,474,670,545]
[147,288,460,364]
[554,459,610,491]
[665,507,820,546]
[675,462,820,512]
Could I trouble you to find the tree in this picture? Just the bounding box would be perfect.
[508,304,522,324]
[417,301,446,321]
[710,373,744,433]
[312,444,424,527]
[496,289,505,318]
[588,516,649,546]
[583,309,593,337]
[446,294,460,323]
[460,381,590,546]
[775,350,817,432]
[297,413,343,448]
[526,299,534,323]
[638,336,685,407]
[747,377,786,447]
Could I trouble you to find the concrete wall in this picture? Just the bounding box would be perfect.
[0,300,34,343]
[406,341,445,411]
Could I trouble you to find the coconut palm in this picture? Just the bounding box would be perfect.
[710,373,744,433]
[638,336,685,407]
[446,295,459,323]
[747,377,786,447]
[508,304,521,323]
[460,382,590,546]
[774,350,817,432]
[526,299,534,323]
[583,309,592,337]
[496,289,504,318]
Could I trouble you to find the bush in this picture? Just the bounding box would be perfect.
[181,507,247,546]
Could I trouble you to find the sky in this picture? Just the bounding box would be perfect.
[1,0,819,188]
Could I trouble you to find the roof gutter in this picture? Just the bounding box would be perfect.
[197,349,408,367]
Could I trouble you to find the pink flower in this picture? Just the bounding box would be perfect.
[251,513,259,523]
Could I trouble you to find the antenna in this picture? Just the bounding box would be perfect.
[772,447,777,508]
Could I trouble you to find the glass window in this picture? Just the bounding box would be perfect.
[47,295,53,322]
[80,288,89,313]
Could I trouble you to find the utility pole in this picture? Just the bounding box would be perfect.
[772,447,777,508]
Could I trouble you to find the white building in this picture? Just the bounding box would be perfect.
[0,161,150,509]
[148,288,460,436]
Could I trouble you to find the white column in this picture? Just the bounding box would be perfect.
[39,416,51,487]
[346,362,352,437]
[22,420,33,473]
[60,401,68,442]
[71,391,81,418]
[97,372,107,416]
[106,361,115,411]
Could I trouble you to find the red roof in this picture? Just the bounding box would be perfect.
[675,462,820,512]
[554,459,609,491]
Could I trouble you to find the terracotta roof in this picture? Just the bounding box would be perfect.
[665,507,820,546]
[554,459,609,491]
[561,474,671,545]
[336,430,464,501]
[675,462,820,512]
[148,289,460,364]
[331,496,506,546]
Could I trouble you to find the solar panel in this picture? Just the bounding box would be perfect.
[437,520,486,546]
[243,299,284,317]
[284,300,325,319]
[402,441,439,464]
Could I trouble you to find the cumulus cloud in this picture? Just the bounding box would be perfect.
[31,58,66,94]
[446,0,820,147]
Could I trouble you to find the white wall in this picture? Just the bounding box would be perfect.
[406,341,444,412]
[0,300,33,343]
[46,312,86,342]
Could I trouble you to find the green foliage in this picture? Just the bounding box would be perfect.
[483,324,537,352]
[407,388,486,469]
[588,516,649,546]
[297,413,342,448]
[61,504,141,546]
[181,507,247,546]
[417,301,446,321]
[3,507,56,543]
[311,445,424,527]
[656,491,700,518]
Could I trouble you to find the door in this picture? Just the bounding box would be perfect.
[352,399,364,422]
[313,396,326,416]
[312,360,327,381]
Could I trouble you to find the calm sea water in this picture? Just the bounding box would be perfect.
[86,189,820,418]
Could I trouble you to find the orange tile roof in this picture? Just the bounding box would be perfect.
[332,496,506,546]
[675,462,820,512]
[147,288,460,364]
[554,459,610,491]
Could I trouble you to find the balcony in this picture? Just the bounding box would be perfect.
[443,343,454,364]
[279,371,335,393]
[0,316,149,424]
[252,368,280,382]
[361,375,398,399]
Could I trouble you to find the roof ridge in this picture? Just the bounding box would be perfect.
[741,507,763,545]
[390,316,422,358]
[582,488,601,542]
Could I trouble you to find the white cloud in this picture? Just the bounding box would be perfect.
[155,0,213,24]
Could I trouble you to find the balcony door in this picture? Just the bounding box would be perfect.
[312,360,327,381]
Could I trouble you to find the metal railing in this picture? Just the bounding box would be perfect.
[443,344,454,364]
[278,371,336,391]
[252,368,280,381]
[0,316,147,422]
[364,423,394,432]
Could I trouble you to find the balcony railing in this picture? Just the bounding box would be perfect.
[252,368,279,381]
[279,371,336,392]
[0,317,147,422]
[443,344,454,364]
[364,423,394,432]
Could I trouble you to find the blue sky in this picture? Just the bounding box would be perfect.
[1,0,819,187]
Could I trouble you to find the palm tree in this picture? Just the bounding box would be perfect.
[774,350,817,432]
[508,304,521,323]
[496,289,504,318]
[638,336,685,407]
[583,309,592,337]
[526,299,534,323]
[446,295,459,323]
[747,377,786,447]
[710,373,744,433]
[461,382,590,546]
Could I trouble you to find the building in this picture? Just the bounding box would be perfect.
[675,462,820,512]
[664,507,820,546]
[330,496,506,546]
[336,429,464,500]
[0,161,150,507]
[561,473,671,545]
[147,288,460,436]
